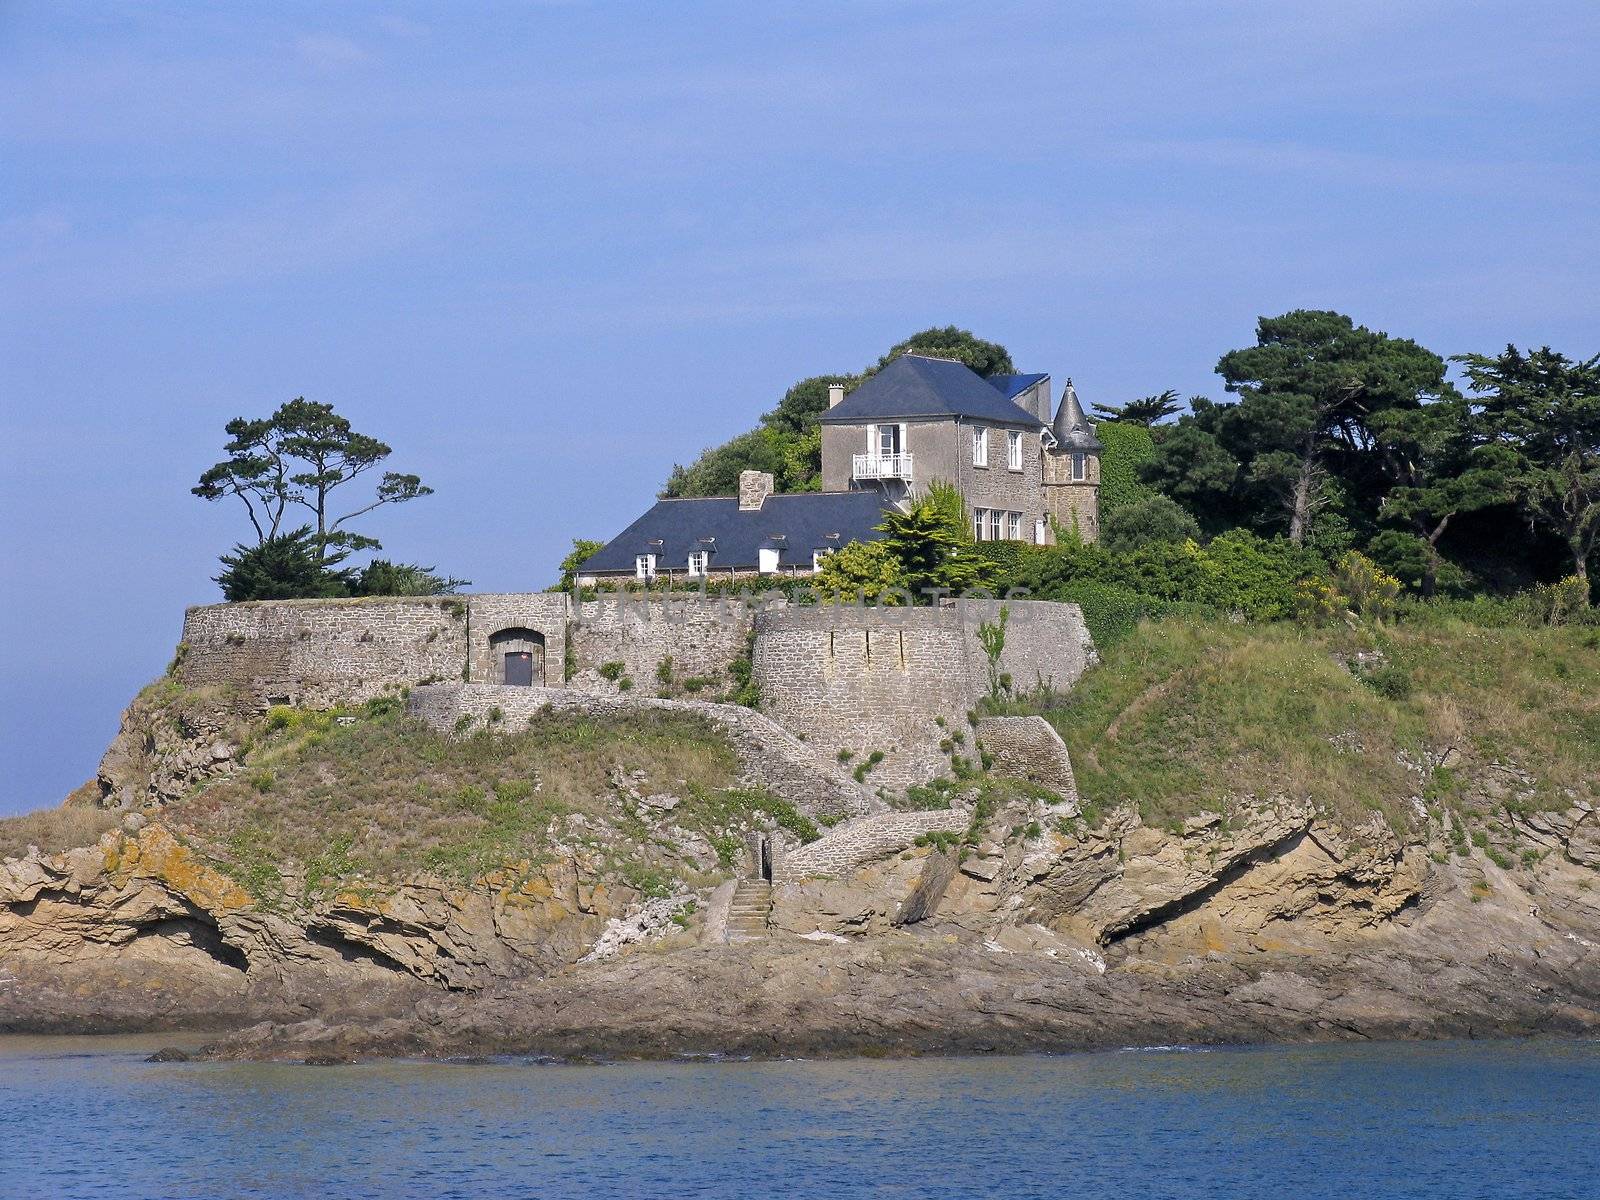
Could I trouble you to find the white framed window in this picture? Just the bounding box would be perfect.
[971,426,988,467]
[812,548,834,570]
[1007,430,1023,471]
[635,554,656,580]
[878,423,903,457]
[1072,452,1086,481]
[973,507,988,541]
[686,550,709,577]
[758,547,780,574]
[988,510,1004,541]
[1007,511,1022,541]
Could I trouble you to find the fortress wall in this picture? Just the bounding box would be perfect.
[967,598,1096,696]
[751,600,1094,791]
[175,591,1094,795]
[178,597,468,707]
[567,593,756,694]
[751,607,975,791]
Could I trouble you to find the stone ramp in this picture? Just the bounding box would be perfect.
[776,809,969,882]
[408,683,876,821]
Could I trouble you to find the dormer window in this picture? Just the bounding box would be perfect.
[812,548,834,570]
[1007,430,1023,471]
[635,553,657,580]
[759,547,780,574]
[971,426,988,467]
[686,550,709,577]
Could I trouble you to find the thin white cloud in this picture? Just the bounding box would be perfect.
[293,33,372,71]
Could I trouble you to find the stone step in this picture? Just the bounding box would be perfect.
[725,878,773,943]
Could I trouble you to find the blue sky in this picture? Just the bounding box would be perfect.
[2,1,1597,814]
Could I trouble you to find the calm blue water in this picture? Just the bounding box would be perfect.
[1,1037,1597,1199]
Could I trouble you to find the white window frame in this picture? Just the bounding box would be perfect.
[635,553,656,580]
[812,548,834,571]
[686,550,709,577]
[1007,430,1023,471]
[758,546,780,575]
[988,510,1004,541]
[973,507,988,541]
[971,426,988,468]
[1072,452,1086,482]
[1007,511,1022,541]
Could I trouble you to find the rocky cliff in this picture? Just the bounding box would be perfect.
[3,617,1598,1060]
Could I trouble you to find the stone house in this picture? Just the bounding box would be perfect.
[580,352,1101,582]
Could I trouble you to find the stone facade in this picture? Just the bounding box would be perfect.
[1042,448,1101,543]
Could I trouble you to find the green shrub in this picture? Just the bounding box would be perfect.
[1100,495,1200,552]
[597,661,626,682]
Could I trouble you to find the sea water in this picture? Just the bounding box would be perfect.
[1,1037,1596,1199]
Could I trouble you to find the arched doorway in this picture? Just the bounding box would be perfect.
[489,628,545,686]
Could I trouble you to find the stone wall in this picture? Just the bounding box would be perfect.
[750,599,1093,790]
[776,809,968,881]
[176,591,1094,796]
[975,716,1078,799]
[178,597,469,708]
[407,683,874,820]
[567,592,756,696]
[466,594,570,687]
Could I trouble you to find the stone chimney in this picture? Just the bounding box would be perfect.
[738,470,775,511]
[828,383,845,409]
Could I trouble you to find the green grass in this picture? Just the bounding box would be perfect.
[1036,617,1600,835]
[164,704,743,897]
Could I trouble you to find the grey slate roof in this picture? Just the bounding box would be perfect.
[985,372,1049,401]
[580,490,890,575]
[819,354,1044,427]
[1049,381,1102,452]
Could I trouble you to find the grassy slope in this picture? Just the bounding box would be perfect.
[1041,618,1600,835]
[0,698,824,907]
[160,704,809,903]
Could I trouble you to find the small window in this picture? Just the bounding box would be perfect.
[971,426,988,467]
[812,548,834,570]
[635,553,656,580]
[988,510,1004,541]
[1007,512,1022,541]
[1072,452,1086,482]
[686,550,709,577]
[1007,431,1023,471]
[973,507,988,541]
[759,546,780,574]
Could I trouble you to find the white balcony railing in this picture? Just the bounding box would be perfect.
[852,452,914,481]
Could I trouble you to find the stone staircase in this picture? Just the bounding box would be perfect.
[725,879,773,943]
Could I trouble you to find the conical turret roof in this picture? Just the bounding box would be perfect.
[1049,380,1102,452]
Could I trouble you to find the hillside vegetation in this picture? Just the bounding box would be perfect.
[2,700,817,908]
[1034,617,1600,839]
